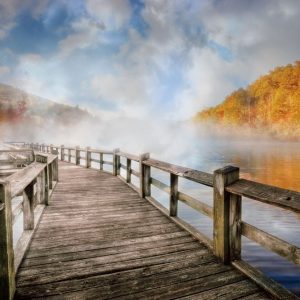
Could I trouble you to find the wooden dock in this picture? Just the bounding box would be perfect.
[0,143,299,299]
[13,161,269,299]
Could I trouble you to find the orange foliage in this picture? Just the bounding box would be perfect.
[194,61,300,139]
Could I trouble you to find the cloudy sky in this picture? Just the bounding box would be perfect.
[0,0,300,120]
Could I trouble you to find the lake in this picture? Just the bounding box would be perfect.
[147,136,300,296]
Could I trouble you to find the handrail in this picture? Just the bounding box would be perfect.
[18,142,300,299]
[226,178,300,213]
[0,151,58,300]
[0,149,33,153]
[143,158,213,187]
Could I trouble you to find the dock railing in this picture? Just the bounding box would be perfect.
[1,142,300,299]
[0,150,58,300]
[0,147,35,170]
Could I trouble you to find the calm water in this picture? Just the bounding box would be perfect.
[148,137,300,296]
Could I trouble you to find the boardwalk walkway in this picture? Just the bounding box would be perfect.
[15,161,270,299]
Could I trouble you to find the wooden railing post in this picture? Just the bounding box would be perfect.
[75,146,80,165]
[50,157,59,184]
[44,163,49,205]
[170,174,178,217]
[213,166,240,264]
[139,153,150,198]
[23,182,34,230]
[68,148,71,163]
[144,160,151,198]
[100,152,104,171]
[86,147,91,168]
[49,162,53,190]
[36,154,49,205]
[60,145,64,161]
[50,144,53,154]
[126,158,131,183]
[38,171,45,204]
[113,148,120,176]
[0,180,15,300]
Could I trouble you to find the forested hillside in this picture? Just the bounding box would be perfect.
[0,83,92,125]
[194,61,300,139]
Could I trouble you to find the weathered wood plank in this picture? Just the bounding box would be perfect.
[170,173,178,216]
[145,196,214,250]
[242,221,300,265]
[144,158,213,186]
[178,191,213,218]
[117,151,139,162]
[213,166,240,264]
[14,161,274,299]
[6,163,45,197]
[232,260,298,300]
[151,177,170,194]
[16,257,221,297]
[0,181,15,300]
[14,205,45,271]
[226,178,300,213]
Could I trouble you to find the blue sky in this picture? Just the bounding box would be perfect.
[0,0,300,120]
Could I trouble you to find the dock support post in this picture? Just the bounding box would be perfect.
[68,148,71,163]
[113,148,120,176]
[100,153,104,171]
[38,171,45,204]
[126,159,131,183]
[23,182,35,230]
[139,153,150,198]
[0,181,15,300]
[86,147,91,168]
[75,146,80,165]
[60,145,64,161]
[53,157,59,182]
[48,162,53,190]
[170,174,178,217]
[213,166,240,264]
[37,155,49,205]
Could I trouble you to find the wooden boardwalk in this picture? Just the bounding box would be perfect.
[14,162,271,299]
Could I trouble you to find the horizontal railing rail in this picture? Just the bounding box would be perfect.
[0,151,58,300]
[17,142,300,299]
[0,147,35,170]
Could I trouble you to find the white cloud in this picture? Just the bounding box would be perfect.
[0,65,10,76]
[80,0,300,120]
[58,18,105,56]
[86,0,131,30]
[3,0,300,122]
[0,0,50,39]
[90,68,151,117]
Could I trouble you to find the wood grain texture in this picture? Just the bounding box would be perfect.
[14,162,272,299]
[144,158,213,186]
[6,163,44,197]
[0,181,15,300]
[226,178,300,213]
[242,221,300,265]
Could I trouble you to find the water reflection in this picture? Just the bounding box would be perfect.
[155,137,300,295]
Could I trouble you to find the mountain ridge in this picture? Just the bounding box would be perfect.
[0,83,94,125]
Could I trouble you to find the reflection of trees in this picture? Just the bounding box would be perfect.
[221,142,300,192]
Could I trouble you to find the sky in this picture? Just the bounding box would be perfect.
[1,0,300,120]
